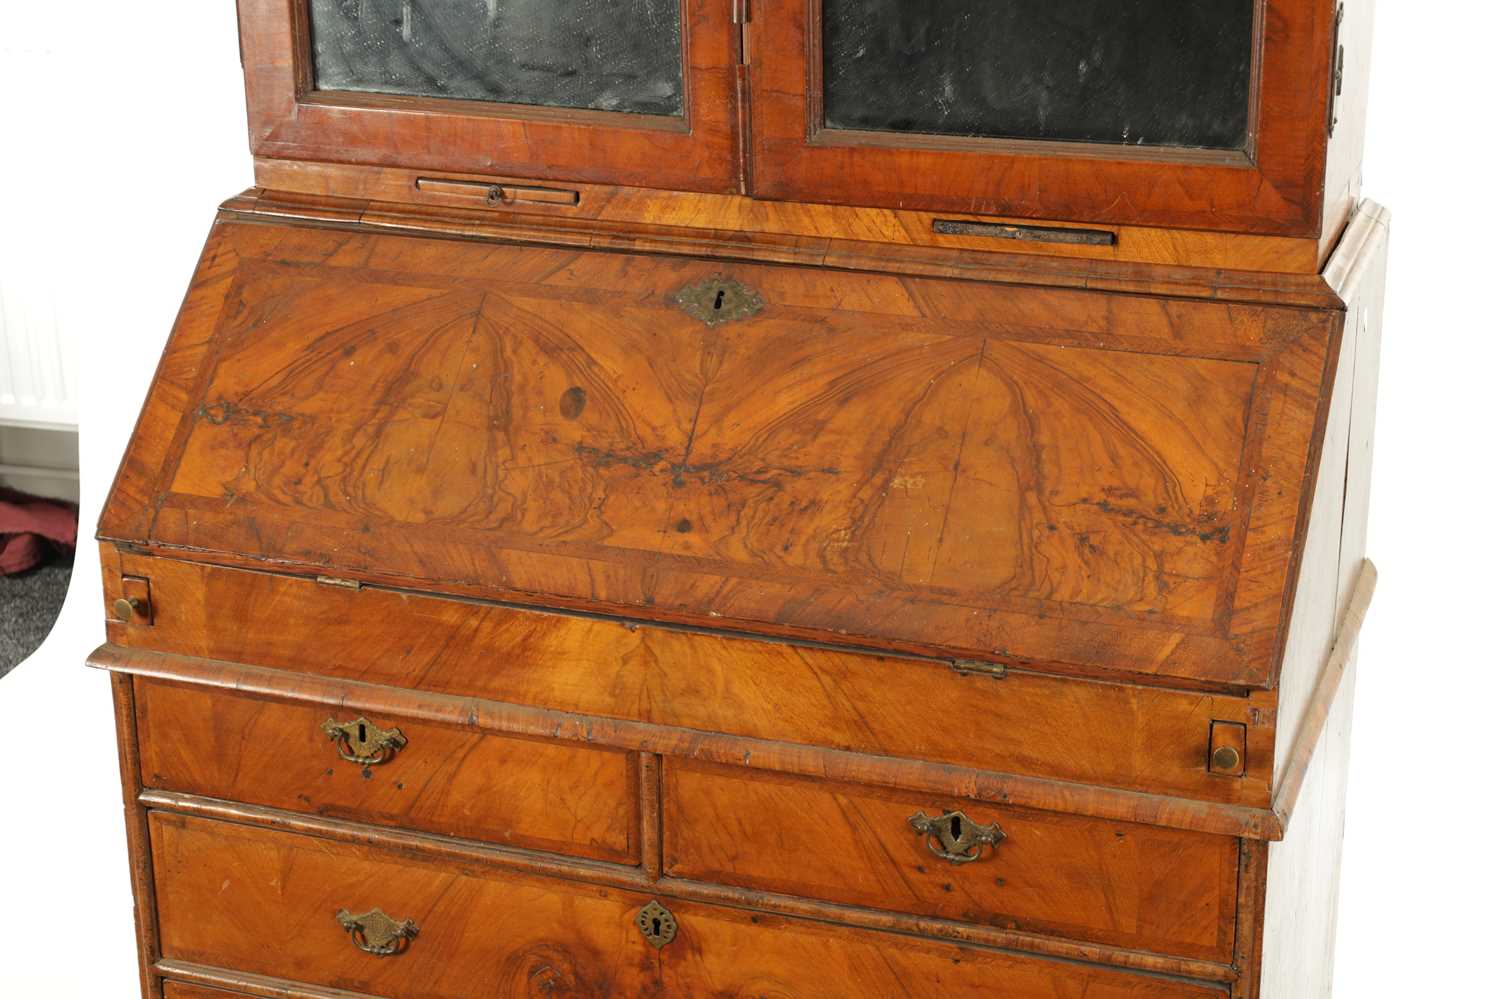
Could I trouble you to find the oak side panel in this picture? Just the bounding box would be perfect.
[134,678,639,865]
[1258,204,1387,998]
[661,760,1240,963]
[1318,0,1377,266]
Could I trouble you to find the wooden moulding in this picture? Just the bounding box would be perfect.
[112,673,166,999]
[253,159,1328,274]
[158,962,381,999]
[224,185,1350,309]
[140,790,1237,987]
[1230,840,1272,999]
[93,642,1279,841]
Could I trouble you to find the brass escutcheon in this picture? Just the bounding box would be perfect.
[322,716,407,767]
[673,275,764,327]
[635,900,678,950]
[908,809,1005,865]
[336,908,418,956]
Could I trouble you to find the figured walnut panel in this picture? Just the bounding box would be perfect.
[135,678,639,865]
[151,813,1228,998]
[110,557,1275,810]
[101,219,1341,687]
[662,760,1240,962]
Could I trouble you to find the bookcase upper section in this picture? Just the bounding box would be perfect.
[241,0,1370,245]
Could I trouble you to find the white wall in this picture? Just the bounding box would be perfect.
[0,3,1495,997]
[0,36,79,432]
[0,4,249,996]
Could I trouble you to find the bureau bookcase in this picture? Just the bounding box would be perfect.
[95,2,1386,997]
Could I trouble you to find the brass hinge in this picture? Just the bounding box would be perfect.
[316,575,363,591]
[1327,3,1346,136]
[733,0,753,194]
[732,0,752,62]
[950,659,1008,680]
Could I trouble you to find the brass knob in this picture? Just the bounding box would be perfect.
[113,597,147,622]
[1211,745,1243,774]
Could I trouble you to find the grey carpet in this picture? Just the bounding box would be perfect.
[0,564,72,677]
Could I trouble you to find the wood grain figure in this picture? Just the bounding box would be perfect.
[94,6,1387,995]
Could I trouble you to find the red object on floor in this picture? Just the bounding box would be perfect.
[0,488,78,575]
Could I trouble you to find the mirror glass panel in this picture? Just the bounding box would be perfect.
[307,0,686,117]
[822,0,1256,150]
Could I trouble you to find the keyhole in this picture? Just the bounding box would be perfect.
[357,723,367,743]
[713,289,725,311]
[950,815,963,840]
[651,917,662,936]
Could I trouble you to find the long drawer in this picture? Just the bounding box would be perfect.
[150,812,1229,998]
[135,678,639,865]
[105,556,1273,812]
[663,760,1239,963]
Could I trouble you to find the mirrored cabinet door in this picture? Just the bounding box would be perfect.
[305,0,687,117]
[749,0,1342,237]
[820,0,1256,151]
[241,0,738,193]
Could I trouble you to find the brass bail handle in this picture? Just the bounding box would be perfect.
[908,809,1005,865]
[322,716,408,767]
[337,908,418,956]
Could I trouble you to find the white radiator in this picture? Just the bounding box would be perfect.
[1,37,78,433]
[0,271,77,430]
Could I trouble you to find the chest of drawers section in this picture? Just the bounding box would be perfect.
[95,198,1388,998]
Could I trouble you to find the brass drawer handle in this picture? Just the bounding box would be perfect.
[322,716,407,767]
[336,908,418,956]
[908,809,1005,865]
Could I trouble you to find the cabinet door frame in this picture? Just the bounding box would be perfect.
[747,0,1338,237]
[240,0,740,194]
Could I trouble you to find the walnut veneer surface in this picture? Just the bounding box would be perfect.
[97,6,1385,995]
[96,194,1386,998]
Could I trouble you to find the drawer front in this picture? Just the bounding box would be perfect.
[136,678,638,865]
[151,812,1226,999]
[663,761,1240,963]
[110,556,1273,811]
[162,976,379,999]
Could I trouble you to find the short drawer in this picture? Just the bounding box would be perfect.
[151,812,1227,999]
[135,678,638,865]
[662,760,1240,963]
